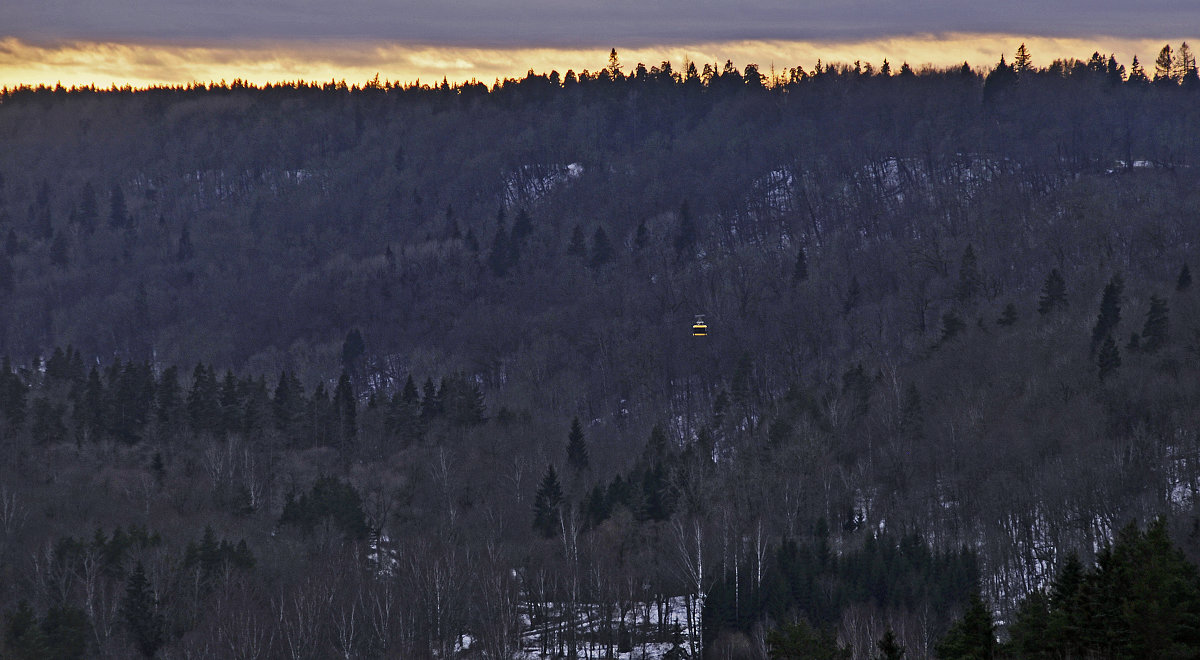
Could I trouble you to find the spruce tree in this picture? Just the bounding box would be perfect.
[940,310,965,344]
[1014,43,1033,76]
[955,244,981,302]
[121,562,164,658]
[1140,294,1169,352]
[1038,268,1067,315]
[1178,263,1192,292]
[996,302,1018,327]
[566,224,586,258]
[532,464,564,537]
[673,199,696,260]
[1097,335,1121,381]
[108,184,127,229]
[334,371,356,442]
[590,226,613,268]
[566,416,588,473]
[876,628,906,660]
[792,247,808,284]
[1090,274,1123,354]
[935,591,995,660]
[899,384,924,442]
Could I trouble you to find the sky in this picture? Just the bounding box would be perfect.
[1,1,1196,88]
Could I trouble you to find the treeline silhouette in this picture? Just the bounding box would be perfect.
[2,44,1200,657]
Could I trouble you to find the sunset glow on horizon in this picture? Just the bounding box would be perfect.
[1,34,1193,90]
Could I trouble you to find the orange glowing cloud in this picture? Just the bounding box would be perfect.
[0,35,1191,90]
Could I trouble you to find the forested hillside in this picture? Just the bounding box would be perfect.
[2,45,1200,658]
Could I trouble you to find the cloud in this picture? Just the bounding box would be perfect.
[3,1,1198,48]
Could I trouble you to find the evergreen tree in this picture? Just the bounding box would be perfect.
[566,416,588,473]
[420,376,442,420]
[4,600,50,660]
[633,220,649,253]
[843,275,861,314]
[334,371,356,443]
[792,247,808,284]
[1090,274,1124,354]
[341,328,365,375]
[108,184,127,229]
[1128,56,1149,83]
[940,311,965,344]
[488,215,512,276]
[1097,334,1121,381]
[935,591,995,660]
[1038,268,1067,314]
[1178,263,1192,292]
[1140,294,1169,352]
[766,619,851,659]
[0,253,13,293]
[1155,44,1176,83]
[1014,43,1033,76]
[674,199,696,260]
[590,226,613,268]
[566,224,586,258]
[875,628,906,660]
[955,244,981,302]
[77,182,97,234]
[187,363,221,434]
[177,223,194,261]
[49,230,69,268]
[121,562,164,658]
[510,207,533,243]
[996,302,1018,327]
[532,464,564,537]
[899,383,924,442]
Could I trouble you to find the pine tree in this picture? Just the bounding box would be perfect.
[1128,56,1149,84]
[510,207,533,243]
[108,184,127,229]
[566,224,586,258]
[77,182,98,234]
[177,223,194,261]
[766,619,851,659]
[1038,268,1067,314]
[1097,335,1121,381]
[940,311,965,344]
[1154,44,1176,83]
[1014,43,1033,76]
[49,230,69,268]
[488,215,512,276]
[954,244,981,303]
[843,275,861,314]
[996,302,1018,327]
[334,371,357,443]
[935,591,995,660]
[121,562,164,658]
[899,384,924,442]
[792,247,808,284]
[566,417,588,473]
[1140,294,1169,352]
[1177,263,1191,292]
[876,628,906,660]
[532,464,564,537]
[0,253,13,293]
[341,328,365,375]
[590,226,613,268]
[1090,274,1123,354]
[4,600,50,659]
[673,199,696,260]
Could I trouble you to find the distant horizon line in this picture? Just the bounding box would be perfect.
[0,34,1194,90]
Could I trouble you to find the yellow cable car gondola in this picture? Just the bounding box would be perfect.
[692,315,707,337]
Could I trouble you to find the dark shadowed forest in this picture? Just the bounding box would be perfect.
[3,43,1200,658]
